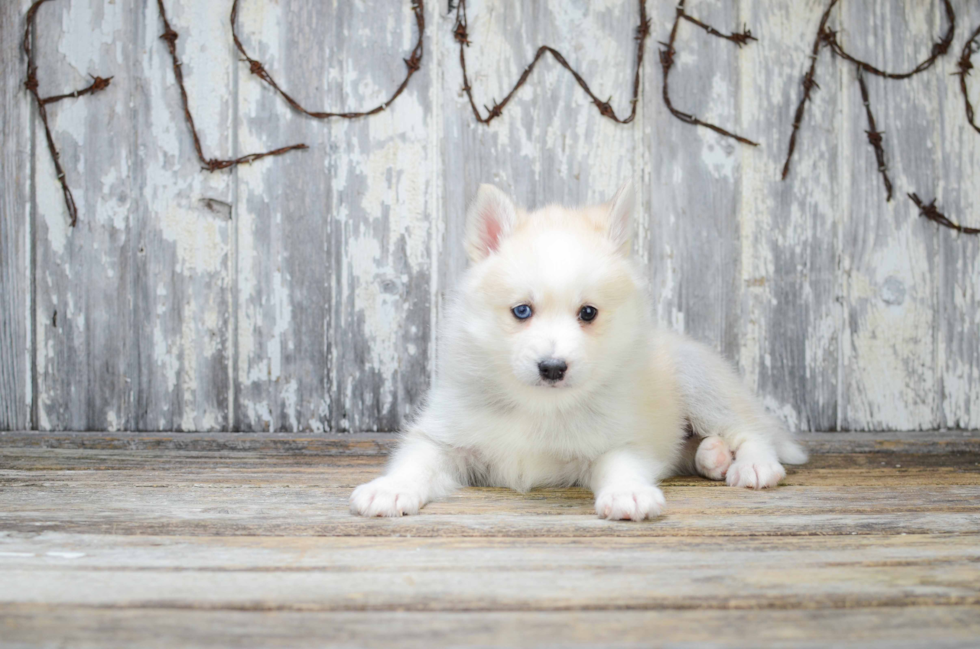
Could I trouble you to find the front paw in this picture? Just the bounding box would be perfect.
[594,484,666,521]
[726,457,786,489]
[349,477,425,517]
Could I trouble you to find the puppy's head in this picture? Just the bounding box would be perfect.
[459,182,645,402]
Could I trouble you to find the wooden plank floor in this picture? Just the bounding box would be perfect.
[1,432,979,648]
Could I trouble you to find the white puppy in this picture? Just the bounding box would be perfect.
[350,182,808,520]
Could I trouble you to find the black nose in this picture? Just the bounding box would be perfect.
[538,358,567,382]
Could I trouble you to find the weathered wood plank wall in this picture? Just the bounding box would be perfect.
[1,0,979,432]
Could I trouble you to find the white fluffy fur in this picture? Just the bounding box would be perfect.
[350,182,809,520]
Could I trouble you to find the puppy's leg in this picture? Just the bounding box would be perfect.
[589,449,667,521]
[674,434,735,481]
[349,429,461,517]
[670,335,808,489]
[694,435,734,481]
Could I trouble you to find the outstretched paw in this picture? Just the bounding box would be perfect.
[695,435,733,481]
[349,477,425,517]
[595,484,666,521]
[726,457,786,489]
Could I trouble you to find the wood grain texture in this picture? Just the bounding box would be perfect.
[4,0,980,432]
[738,0,843,432]
[838,1,941,430]
[234,0,433,432]
[438,0,639,300]
[0,0,33,430]
[1,440,980,646]
[644,0,741,361]
[3,429,978,454]
[31,0,139,431]
[0,444,978,538]
[937,2,980,429]
[134,1,233,431]
[3,606,980,649]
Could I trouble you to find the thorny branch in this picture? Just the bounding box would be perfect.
[908,193,979,235]
[783,0,954,181]
[24,0,115,227]
[856,68,893,201]
[821,0,955,80]
[781,0,838,180]
[660,0,758,146]
[780,0,977,235]
[453,0,649,125]
[156,0,307,172]
[231,0,425,120]
[957,22,980,136]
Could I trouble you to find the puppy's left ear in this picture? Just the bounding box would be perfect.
[605,181,635,255]
[464,184,518,263]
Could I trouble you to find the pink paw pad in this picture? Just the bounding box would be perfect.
[695,436,734,481]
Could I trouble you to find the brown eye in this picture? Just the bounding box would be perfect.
[579,305,598,322]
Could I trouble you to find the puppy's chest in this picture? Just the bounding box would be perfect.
[459,411,619,490]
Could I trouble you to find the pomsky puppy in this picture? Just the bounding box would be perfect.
[350,182,808,520]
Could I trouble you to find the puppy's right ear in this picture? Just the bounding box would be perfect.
[464,184,517,263]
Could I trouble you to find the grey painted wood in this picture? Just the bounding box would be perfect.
[235,0,433,432]
[438,0,639,295]
[233,0,335,433]
[0,0,33,430]
[3,607,980,649]
[643,0,742,378]
[2,0,980,432]
[838,1,942,430]
[2,429,979,453]
[31,0,139,430]
[737,0,843,432]
[938,3,980,430]
[0,443,978,649]
[134,1,233,431]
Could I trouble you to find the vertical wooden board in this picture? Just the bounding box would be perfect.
[642,0,741,362]
[837,1,942,430]
[32,0,138,430]
[736,0,842,431]
[234,0,334,432]
[327,0,434,432]
[936,3,980,429]
[438,0,640,334]
[235,0,433,432]
[133,0,233,431]
[0,0,33,430]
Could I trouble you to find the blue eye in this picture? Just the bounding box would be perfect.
[579,305,598,322]
[512,304,533,320]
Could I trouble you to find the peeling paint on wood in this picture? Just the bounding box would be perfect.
[2,0,979,432]
[0,0,34,430]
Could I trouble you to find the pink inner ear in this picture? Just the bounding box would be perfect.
[480,207,503,254]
